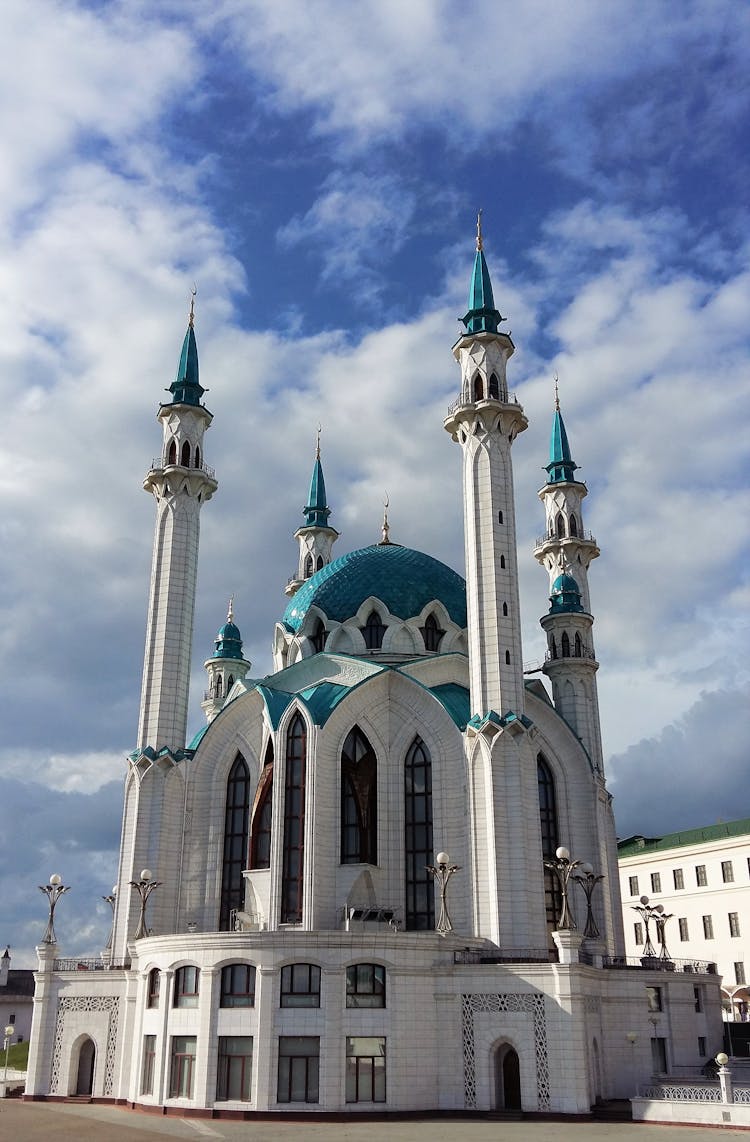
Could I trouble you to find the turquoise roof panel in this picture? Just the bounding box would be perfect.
[257,686,294,729]
[549,572,584,614]
[169,323,205,406]
[298,681,350,725]
[429,683,471,730]
[461,249,504,335]
[304,455,331,527]
[282,544,467,632]
[546,408,578,483]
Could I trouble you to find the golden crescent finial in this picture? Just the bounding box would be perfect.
[554,374,560,412]
[476,209,483,252]
[227,595,234,623]
[189,283,197,328]
[381,492,391,545]
[316,423,322,459]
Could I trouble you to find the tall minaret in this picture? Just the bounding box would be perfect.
[533,386,604,770]
[285,430,339,597]
[137,297,218,752]
[444,215,528,719]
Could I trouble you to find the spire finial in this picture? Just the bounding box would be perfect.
[227,595,234,624]
[188,284,197,328]
[554,373,560,412]
[380,492,391,545]
[316,423,322,460]
[476,209,483,252]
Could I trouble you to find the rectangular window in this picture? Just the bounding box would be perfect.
[722,860,734,883]
[628,875,639,896]
[694,987,703,1013]
[698,1037,706,1058]
[216,1036,253,1101]
[346,963,386,1008]
[169,1036,197,1099]
[702,915,714,939]
[650,872,661,893]
[277,1036,319,1103]
[651,1037,668,1074]
[174,965,199,1008]
[735,963,746,985]
[696,864,707,886]
[673,868,684,890]
[220,963,256,1007]
[634,922,644,945]
[678,917,689,942]
[646,986,662,1013]
[346,1037,386,1103]
[729,912,741,937]
[141,1035,156,1096]
[280,963,321,1007]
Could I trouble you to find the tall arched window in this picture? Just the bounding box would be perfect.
[574,633,582,658]
[167,439,177,465]
[362,610,386,650]
[249,741,274,869]
[316,555,324,571]
[404,736,434,930]
[561,631,571,658]
[488,372,499,399]
[421,613,444,652]
[219,754,251,930]
[569,514,578,537]
[181,440,191,467]
[281,714,306,923]
[473,373,483,401]
[310,618,326,654]
[502,602,508,616]
[550,636,558,660]
[304,555,313,578]
[195,446,201,470]
[340,727,377,864]
[556,512,566,539]
[538,754,561,935]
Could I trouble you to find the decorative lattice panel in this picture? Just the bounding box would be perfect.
[461,992,549,1110]
[50,995,119,1095]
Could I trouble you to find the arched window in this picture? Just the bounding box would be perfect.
[310,618,326,654]
[227,675,234,689]
[362,610,386,650]
[569,514,578,537]
[215,674,223,699]
[498,510,503,524]
[341,727,377,865]
[574,633,582,658]
[147,968,161,1008]
[561,631,571,658]
[550,636,557,660]
[421,613,444,652]
[219,754,251,930]
[304,555,313,578]
[181,440,191,467]
[167,439,177,466]
[195,446,201,470]
[488,372,499,399]
[556,512,566,539]
[505,650,511,664]
[404,736,434,930]
[538,755,562,934]
[249,741,274,870]
[316,555,324,571]
[281,714,306,923]
[500,555,506,569]
[473,373,483,401]
[502,602,508,617]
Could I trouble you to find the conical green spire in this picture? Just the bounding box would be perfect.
[461,211,505,335]
[303,432,331,527]
[169,293,205,406]
[545,382,578,483]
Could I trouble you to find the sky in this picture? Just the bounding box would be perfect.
[0,0,748,966]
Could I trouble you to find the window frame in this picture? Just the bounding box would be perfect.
[729,912,741,938]
[141,1034,156,1095]
[628,875,639,897]
[169,1035,197,1099]
[673,868,684,890]
[147,967,161,1008]
[722,860,734,883]
[220,963,256,1008]
[216,1035,253,1102]
[695,864,707,887]
[650,871,661,893]
[280,963,321,1008]
[702,915,714,940]
[346,963,386,1009]
[173,965,200,1008]
[678,917,689,942]
[277,1036,319,1103]
[345,1036,386,1104]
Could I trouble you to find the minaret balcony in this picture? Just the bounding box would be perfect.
[446,392,523,416]
[544,646,597,664]
[151,457,216,480]
[534,530,597,551]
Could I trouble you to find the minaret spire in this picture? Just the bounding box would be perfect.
[286,431,340,597]
[202,597,252,723]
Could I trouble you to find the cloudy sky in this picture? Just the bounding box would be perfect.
[1,0,748,965]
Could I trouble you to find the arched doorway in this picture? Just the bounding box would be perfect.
[75,1037,96,1096]
[493,1044,522,1110]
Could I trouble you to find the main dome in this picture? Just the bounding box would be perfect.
[282,544,467,632]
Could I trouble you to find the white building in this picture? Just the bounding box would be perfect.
[618,820,750,1026]
[0,948,34,1048]
[26,227,723,1116]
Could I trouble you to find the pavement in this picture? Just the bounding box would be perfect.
[0,1102,747,1142]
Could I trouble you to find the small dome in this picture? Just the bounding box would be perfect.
[549,573,584,614]
[212,601,245,660]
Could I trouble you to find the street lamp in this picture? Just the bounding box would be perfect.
[129,869,162,941]
[39,874,70,944]
[631,895,663,958]
[543,846,582,930]
[103,885,117,953]
[426,852,460,937]
[3,1024,14,1090]
[572,862,605,938]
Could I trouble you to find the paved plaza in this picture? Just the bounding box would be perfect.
[0,1102,746,1142]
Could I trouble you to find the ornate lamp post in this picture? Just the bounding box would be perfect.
[543,846,582,930]
[129,869,162,941]
[572,862,605,938]
[39,874,70,944]
[631,895,663,959]
[654,908,673,961]
[426,852,460,937]
[102,886,117,953]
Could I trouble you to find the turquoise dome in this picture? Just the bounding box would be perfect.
[282,544,467,632]
[549,573,584,614]
[212,619,244,660]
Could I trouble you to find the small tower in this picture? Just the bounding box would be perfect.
[444,215,528,719]
[137,298,218,752]
[285,431,339,597]
[202,599,252,722]
[534,387,604,770]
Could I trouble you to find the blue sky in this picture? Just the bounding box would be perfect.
[0,0,748,964]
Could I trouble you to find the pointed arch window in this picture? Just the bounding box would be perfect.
[574,633,582,658]
[181,440,191,467]
[404,736,434,930]
[502,602,508,617]
[362,610,386,650]
[195,446,201,470]
[500,555,506,569]
[316,555,324,571]
[556,512,566,539]
[341,727,377,865]
[569,514,578,537]
[538,754,562,934]
[561,631,571,658]
[215,674,223,699]
[281,714,306,923]
[167,439,177,466]
[488,372,499,399]
[420,613,445,653]
[219,754,251,930]
[249,741,274,870]
[550,636,558,660]
[310,618,326,655]
[473,373,483,401]
[304,555,313,578]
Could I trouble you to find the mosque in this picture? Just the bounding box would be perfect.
[25,226,722,1114]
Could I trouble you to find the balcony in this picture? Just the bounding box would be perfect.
[535,529,597,548]
[150,457,216,480]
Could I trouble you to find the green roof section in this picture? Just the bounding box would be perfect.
[549,572,584,614]
[282,544,467,633]
[211,599,245,660]
[303,452,331,527]
[461,248,505,335]
[546,407,578,483]
[618,817,750,857]
[429,683,471,730]
[169,314,205,407]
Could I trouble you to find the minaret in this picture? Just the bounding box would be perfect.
[136,297,218,752]
[444,215,528,719]
[285,429,339,597]
[533,385,604,770]
[202,598,252,722]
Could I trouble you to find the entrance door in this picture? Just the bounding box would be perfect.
[75,1038,96,1096]
[494,1045,521,1110]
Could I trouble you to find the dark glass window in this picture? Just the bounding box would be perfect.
[362,610,386,650]
[304,554,313,577]
[679,918,689,941]
[696,864,707,886]
[404,736,434,930]
[346,963,385,1008]
[141,1035,156,1095]
[505,650,510,664]
[346,1037,386,1103]
[195,446,201,469]
[574,633,582,657]
[569,514,578,536]
[277,1036,319,1103]
[174,966,199,1008]
[220,964,256,1007]
[280,963,320,1007]
[473,373,483,401]
[502,602,508,616]
[316,555,324,571]
[181,440,191,467]
[488,372,499,399]
[500,554,505,568]
[538,755,561,932]
[167,439,177,465]
[556,512,566,538]
[310,618,326,654]
[561,631,571,657]
[169,1035,196,1098]
[220,754,251,930]
[147,968,161,1008]
[421,613,444,652]
[281,715,306,923]
[217,1036,253,1101]
[341,727,377,864]
[249,741,274,870]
